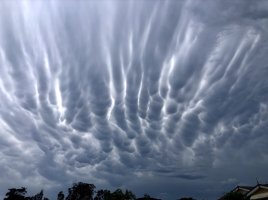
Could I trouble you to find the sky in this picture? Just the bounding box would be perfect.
[0,0,268,199]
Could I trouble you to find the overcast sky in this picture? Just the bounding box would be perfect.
[0,0,268,199]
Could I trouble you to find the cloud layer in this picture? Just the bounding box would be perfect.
[0,0,268,199]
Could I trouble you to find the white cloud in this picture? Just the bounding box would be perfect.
[0,1,268,199]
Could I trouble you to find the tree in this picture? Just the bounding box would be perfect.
[66,182,96,200]
[4,187,28,200]
[94,189,113,200]
[94,190,105,200]
[142,194,151,200]
[111,189,125,200]
[57,191,65,200]
[221,192,247,200]
[103,189,112,200]
[30,190,44,200]
[109,189,136,200]
[125,190,136,200]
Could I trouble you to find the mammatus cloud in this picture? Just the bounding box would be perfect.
[0,0,268,199]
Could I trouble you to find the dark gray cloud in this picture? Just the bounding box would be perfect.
[0,0,268,199]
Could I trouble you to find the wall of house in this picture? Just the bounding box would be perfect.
[250,188,268,200]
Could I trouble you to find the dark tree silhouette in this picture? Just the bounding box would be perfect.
[139,194,151,200]
[94,189,113,200]
[4,187,28,200]
[111,189,125,200]
[57,191,64,200]
[3,188,49,200]
[94,190,105,200]
[137,194,161,200]
[102,189,113,200]
[125,190,136,200]
[2,183,164,200]
[65,182,96,200]
[109,189,136,200]
[30,190,44,200]
[144,194,151,198]
[221,192,247,200]
[178,198,196,200]
[103,190,112,200]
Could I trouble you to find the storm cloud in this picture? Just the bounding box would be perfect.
[0,0,268,199]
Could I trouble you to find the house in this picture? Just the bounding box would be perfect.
[246,184,268,200]
[231,185,254,195]
[219,184,268,200]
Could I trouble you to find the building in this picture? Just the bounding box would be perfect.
[246,184,268,200]
[219,184,268,200]
[232,186,254,195]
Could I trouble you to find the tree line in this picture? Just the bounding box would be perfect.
[3,181,246,200]
[2,182,162,200]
